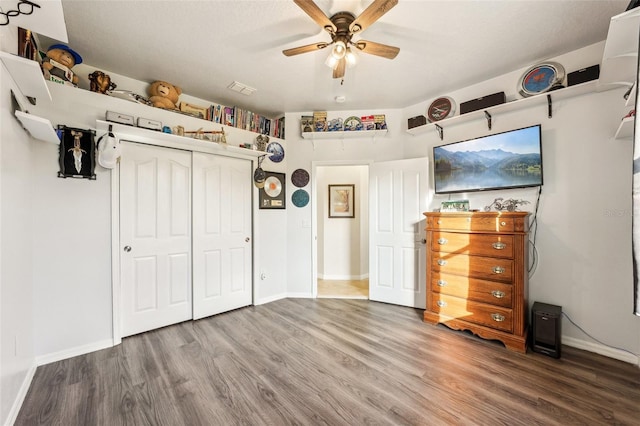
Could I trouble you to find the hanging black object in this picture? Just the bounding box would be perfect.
[627,0,640,11]
[57,125,96,179]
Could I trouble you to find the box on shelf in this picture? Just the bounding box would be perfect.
[460,91,506,114]
[408,115,427,129]
[106,111,134,126]
[137,117,162,131]
[313,111,328,132]
[374,114,387,129]
[567,64,600,86]
[361,115,375,130]
[301,115,313,132]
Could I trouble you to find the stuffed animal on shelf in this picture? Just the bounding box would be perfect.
[88,70,117,94]
[147,80,182,110]
[41,44,82,86]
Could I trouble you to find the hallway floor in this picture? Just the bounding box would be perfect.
[317,279,368,299]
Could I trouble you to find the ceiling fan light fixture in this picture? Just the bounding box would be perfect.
[331,40,347,59]
[345,47,357,68]
[325,54,339,69]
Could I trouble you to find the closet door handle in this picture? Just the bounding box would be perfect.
[123,246,132,253]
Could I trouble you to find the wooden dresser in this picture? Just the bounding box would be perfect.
[423,211,530,352]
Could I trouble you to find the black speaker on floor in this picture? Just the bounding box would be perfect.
[531,302,562,358]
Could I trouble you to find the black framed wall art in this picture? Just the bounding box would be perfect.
[259,171,286,209]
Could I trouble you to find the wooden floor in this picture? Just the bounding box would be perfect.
[317,278,369,299]
[16,299,640,425]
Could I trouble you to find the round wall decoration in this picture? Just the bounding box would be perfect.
[291,168,310,187]
[266,141,285,163]
[264,175,283,198]
[427,96,456,122]
[292,189,310,208]
[518,62,565,97]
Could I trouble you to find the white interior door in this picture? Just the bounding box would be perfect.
[369,158,429,308]
[120,142,192,337]
[192,152,252,319]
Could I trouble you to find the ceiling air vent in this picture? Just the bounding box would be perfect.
[227,81,257,96]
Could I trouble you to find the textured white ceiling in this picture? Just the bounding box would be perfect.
[40,0,629,117]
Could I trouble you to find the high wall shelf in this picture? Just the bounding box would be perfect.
[96,120,267,160]
[301,129,387,140]
[406,80,597,139]
[598,7,640,141]
[614,116,635,140]
[597,7,640,90]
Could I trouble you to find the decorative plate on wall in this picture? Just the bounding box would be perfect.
[266,141,285,163]
[291,168,310,187]
[518,62,565,97]
[291,189,310,208]
[427,96,456,122]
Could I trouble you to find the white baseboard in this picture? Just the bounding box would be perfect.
[254,293,287,306]
[286,292,314,298]
[318,274,369,280]
[563,336,639,366]
[35,338,114,367]
[5,362,37,426]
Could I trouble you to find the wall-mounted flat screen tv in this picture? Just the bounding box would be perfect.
[433,124,543,194]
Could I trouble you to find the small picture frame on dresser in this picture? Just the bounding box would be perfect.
[441,200,469,212]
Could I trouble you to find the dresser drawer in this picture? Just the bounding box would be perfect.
[430,293,514,332]
[431,252,513,283]
[432,232,514,259]
[431,272,513,308]
[428,215,516,232]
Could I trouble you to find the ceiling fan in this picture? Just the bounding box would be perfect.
[283,0,400,79]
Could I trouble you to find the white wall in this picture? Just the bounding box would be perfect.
[285,108,404,297]
[316,165,368,280]
[402,42,640,363]
[0,32,36,425]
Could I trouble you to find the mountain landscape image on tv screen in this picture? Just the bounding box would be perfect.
[434,125,543,194]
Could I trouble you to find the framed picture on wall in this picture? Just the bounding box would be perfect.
[328,184,355,218]
[259,171,286,209]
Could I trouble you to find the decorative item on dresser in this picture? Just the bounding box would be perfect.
[423,211,530,352]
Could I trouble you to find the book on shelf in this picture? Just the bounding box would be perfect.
[361,115,375,131]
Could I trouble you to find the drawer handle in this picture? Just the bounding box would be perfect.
[437,300,447,307]
[491,313,506,322]
[437,238,448,245]
[437,279,447,287]
[437,220,442,224]
[437,259,447,266]
[492,266,505,274]
[500,221,507,226]
[492,242,507,250]
[491,290,506,299]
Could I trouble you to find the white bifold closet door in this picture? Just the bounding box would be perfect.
[120,143,192,337]
[120,143,253,337]
[192,152,252,320]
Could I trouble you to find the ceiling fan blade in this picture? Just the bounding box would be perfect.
[283,42,329,56]
[333,58,346,79]
[354,40,399,59]
[293,0,336,33]
[350,0,398,34]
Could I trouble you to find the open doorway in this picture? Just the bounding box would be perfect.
[314,164,369,299]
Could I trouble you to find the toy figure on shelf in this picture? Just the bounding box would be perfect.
[147,80,182,110]
[41,44,82,86]
[88,70,117,94]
